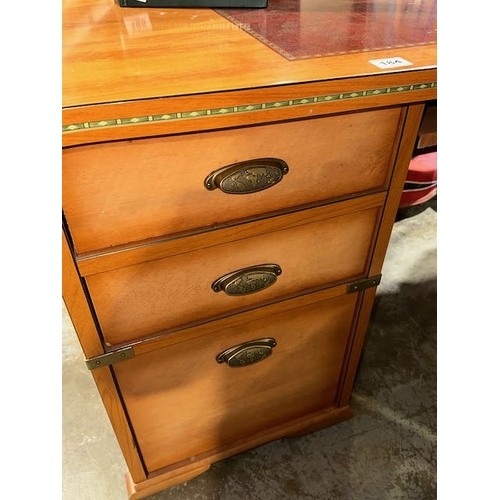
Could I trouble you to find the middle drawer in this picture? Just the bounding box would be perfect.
[85,200,381,347]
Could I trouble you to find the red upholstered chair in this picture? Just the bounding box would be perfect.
[399,151,437,209]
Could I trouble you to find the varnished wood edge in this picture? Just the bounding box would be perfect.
[62,230,148,482]
[126,465,211,500]
[337,287,379,407]
[63,81,436,134]
[125,405,352,499]
[91,368,148,483]
[368,104,426,275]
[62,229,104,358]
[115,283,354,357]
[76,191,387,277]
[336,103,427,406]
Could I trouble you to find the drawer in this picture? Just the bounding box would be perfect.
[112,290,359,473]
[63,107,402,254]
[85,202,380,346]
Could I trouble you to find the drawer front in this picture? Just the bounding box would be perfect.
[113,292,358,473]
[85,204,380,346]
[63,107,401,254]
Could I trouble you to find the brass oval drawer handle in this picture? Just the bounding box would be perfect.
[212,264,282,296]
[216,338,277,367]
[204,158,289,194]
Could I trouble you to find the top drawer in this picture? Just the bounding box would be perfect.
[63,107,402,254]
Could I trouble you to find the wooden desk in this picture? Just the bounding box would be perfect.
[62,0,436,497]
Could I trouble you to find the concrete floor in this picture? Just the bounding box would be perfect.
[62,201,437,500]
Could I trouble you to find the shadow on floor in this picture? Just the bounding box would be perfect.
[62,206,437,500]
[144,217,437,500]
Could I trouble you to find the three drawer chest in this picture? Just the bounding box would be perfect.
[62,0,437,497]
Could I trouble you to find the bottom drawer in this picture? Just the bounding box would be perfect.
[113,290,359,473]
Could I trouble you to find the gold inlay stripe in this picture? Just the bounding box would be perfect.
[62,82,436,133]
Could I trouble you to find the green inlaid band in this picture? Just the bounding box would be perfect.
[62,81,436,133]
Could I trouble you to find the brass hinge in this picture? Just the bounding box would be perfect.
[347,275,382,294]
[85,346,135,370]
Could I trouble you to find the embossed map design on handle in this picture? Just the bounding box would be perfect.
[216,338,278,367]
[204,158,289,194]
[212,264,282,296]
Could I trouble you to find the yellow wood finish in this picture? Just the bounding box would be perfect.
[62,0,436,495]
[126,465,211,500]
[86,200,381,345]
[62,1,436,148]
[124,405,353,499]
[62,230,104,359]
[130,285,352,357]
[76,191,386,276]
[63,108,401,254]
[113,291,358,472]
[90,366,147,482]
[337,286,379,408]
[62,3,435,114]
[368,105,425,276]
[63,72,436,147]
[63,230,147,482]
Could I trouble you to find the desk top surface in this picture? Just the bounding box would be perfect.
[62,0,437,109]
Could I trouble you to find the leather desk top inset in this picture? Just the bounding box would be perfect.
[217,0,437,60]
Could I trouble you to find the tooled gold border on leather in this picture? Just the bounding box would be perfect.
[62,81,436,133]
